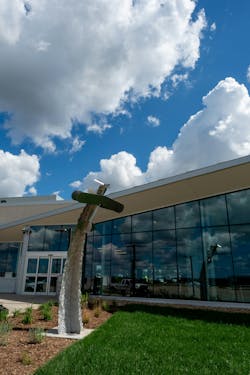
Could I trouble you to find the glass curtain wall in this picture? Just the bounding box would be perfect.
[84,188,250,302]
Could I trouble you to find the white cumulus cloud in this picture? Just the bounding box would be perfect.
[0,149,40,197]
[0,0,206,150]
[147,115,160,127]
[71,77,250,192]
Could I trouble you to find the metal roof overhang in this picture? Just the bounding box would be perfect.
[1,156,250,242]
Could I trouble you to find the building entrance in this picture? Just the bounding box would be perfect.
[24,255,66,295]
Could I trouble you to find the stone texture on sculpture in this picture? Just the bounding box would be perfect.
[58,184,123,334]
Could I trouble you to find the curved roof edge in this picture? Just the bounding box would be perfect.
[108,155,250,199]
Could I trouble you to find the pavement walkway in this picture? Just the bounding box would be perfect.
[0,293,57,314]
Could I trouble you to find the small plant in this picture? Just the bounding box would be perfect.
[0,322,12,346]
[28,327,45,344]
[12,309,21,318]
[20,351,32,366]
[40,302,53,321]
[0,306,8,321]
[22,306,33,324]
[94,307,101,318]
[83,313,89,325]
[81,292,89,308]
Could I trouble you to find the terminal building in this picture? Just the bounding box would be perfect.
[0,155,250,304]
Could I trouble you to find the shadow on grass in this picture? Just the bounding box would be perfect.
[118,303,250,326]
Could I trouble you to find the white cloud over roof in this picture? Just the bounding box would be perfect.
[0,0,206,150]
[73,77,250,192]
[0,149,40,197]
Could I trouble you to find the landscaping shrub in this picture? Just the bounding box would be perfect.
[22,306,33,324]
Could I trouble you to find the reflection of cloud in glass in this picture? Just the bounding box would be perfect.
[202,229,231,254]
[176,202,200,228]
[227,189,250,224]
[132,212,152,232]
[200,195,228,226]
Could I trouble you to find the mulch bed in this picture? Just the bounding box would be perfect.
[0,305,112,375]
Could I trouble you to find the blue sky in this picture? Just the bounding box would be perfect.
[0,0,250,199]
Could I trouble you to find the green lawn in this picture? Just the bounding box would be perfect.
[36,305,250,375]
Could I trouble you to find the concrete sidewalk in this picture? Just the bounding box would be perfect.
[0,293,57,314]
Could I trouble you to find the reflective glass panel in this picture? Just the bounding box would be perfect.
[51,258,62,274]
[25,276,35,292]
[112,217,131,234]
[36,277,47,292]
[28,227,45,251]
[227,189,250,225]
[176,228,203,299]
[93,235,112,294]
[132,212,152,232]
[84,233,94,289]
[200,195,228,227]
[202,227,236,301]
[176,201,200,228]
[153,206,175,230]
[27,258,37,274]
[0,243,19,275]
[50,277,57,293]
[110,233,131,287]
[38,258,49,274]
[230,224,250,302]
[93,221,112,236]
[132,232,153,296]
[44,226,71,251]
[153,230,178,298]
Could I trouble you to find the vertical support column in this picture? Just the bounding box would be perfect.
[16,227,31,294]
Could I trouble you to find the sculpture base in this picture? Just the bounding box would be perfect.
[46,327,94,340]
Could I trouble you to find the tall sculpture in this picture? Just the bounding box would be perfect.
[58,184,124,334]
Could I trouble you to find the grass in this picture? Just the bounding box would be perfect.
[35,305,250,375]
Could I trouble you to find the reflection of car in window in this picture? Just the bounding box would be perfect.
[110,278,149,296]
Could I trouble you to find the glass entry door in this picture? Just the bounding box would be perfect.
[24,256,66,294]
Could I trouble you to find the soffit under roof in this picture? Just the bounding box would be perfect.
[1,158,249,242]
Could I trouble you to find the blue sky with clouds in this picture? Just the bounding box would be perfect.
[0,0,250,199]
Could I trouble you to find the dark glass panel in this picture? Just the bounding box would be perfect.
[51,258,62,274]
[84,233,94,292]
[153,230,178,298]
[93,221,112,236]
[200,195,228,227]
[132,212,152,232]
[110,234,132,294]
[227,189,250,225]
[28,227,45,251]
[112,216,131,234]
[230,225,250,302]
[153,206,175,230]
[27,258,37,274]
[44,226,71,251]
[38,258,49,274]
[25,276,36,292]
[0,243,19,276]
[202,227,236,302]
[131,232,153,296]
[176,228,203,300]
[50,277,57,293]
[92,235,112,294]
[36,277,47,292]
[176,201,200,228]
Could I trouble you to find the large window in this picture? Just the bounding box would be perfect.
[84,188,250,303]
[0,243,19,277]
[28,226,72,251]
